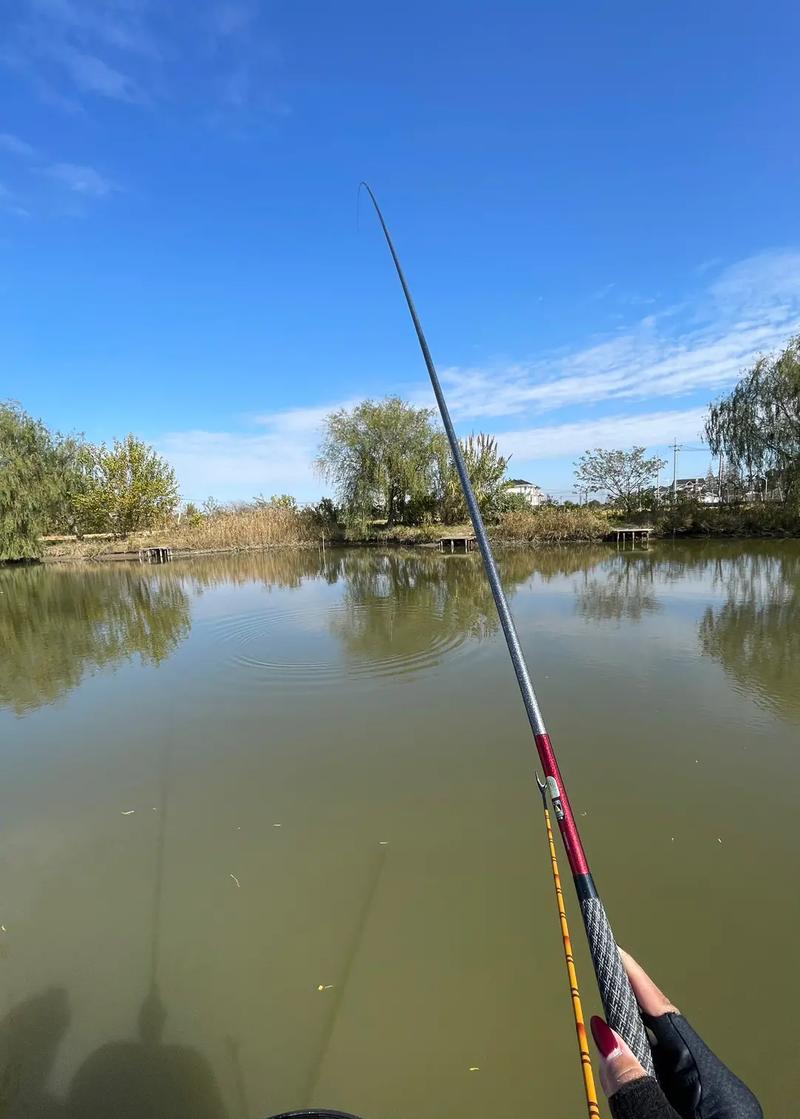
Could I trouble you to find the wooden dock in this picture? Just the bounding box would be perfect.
[139,546,173,564]
[610,526,653,547]
[438,533,477,553]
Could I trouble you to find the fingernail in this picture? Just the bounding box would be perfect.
[590,1016,621,1059]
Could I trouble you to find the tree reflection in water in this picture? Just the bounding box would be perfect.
[698,546,800,718]
[0,565,191,715]
[575,553,662,623]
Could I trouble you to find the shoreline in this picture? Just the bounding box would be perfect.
[28,528,799,566]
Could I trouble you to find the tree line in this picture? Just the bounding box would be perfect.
[316,396,522,529]
[572,335,800,517]
[1,402,178,561]
[3,335,798,560]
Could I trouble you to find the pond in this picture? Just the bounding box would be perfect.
[1,542,797,1118]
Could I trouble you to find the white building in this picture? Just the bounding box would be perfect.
[506,478,546,506]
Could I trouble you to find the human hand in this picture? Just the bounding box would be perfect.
[590,950,762,1119]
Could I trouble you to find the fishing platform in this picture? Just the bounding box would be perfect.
[139,547,173,564]
[609,525,653,547]
[438,532,477,553]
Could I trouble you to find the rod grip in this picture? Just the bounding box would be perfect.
[581,897,655,1076]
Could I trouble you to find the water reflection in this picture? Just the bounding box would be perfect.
[328,552,501,669]
[0,565,191,715]
[575,554,661,623]
[699,547,800,717]
[4,544,800,716]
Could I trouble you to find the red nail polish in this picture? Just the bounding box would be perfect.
[590,1016,621,1059]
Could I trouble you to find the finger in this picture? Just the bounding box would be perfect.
[618,949,679,1016]
[590,1015,648,1099]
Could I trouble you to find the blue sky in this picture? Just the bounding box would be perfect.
[2,1,799,502]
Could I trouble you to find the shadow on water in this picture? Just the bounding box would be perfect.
[0,723,231,1119]
[0,987,69,1118]
[0,985,229,1119]
[64,989,229,1119]
[0,565,191,715]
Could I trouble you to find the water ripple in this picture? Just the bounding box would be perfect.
[207,599,474,687]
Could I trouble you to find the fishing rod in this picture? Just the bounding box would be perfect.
[536,775,601,1118]
[361,183,654,1076]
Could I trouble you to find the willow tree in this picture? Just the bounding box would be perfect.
[0,402,75,560]
[316,397,440,528]
[705,335,800,504]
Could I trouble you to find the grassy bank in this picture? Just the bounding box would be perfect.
[41,504,611,562]
[42,504,334,561]
[657,501,800,537]
[492,506,609,543]
[38,499,800,564]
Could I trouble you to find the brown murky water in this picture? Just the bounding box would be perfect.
[1,542,798,1118]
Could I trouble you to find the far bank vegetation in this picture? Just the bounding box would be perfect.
[3,335,799,561]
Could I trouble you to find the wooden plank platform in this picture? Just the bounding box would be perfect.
[139,546,173,564]
[609,526,653,547]
[438,534,477,553]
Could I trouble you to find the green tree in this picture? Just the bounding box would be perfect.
[317,397,440,528]
[573,447,667,518]
[705,335,800,505]
[435,433,512,523]
[75,434,179,534]
[0,402,77,560]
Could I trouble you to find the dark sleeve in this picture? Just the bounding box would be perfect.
[610,1077,682,1119]
[643,1012,762,1119]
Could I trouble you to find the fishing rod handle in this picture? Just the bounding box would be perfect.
[581,895,655,1077]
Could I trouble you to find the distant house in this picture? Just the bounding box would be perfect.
[506,478,546,506]
[657,477,720,504]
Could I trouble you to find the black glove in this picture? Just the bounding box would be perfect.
[609,1076,682,1119]
[642,1011,762,1119]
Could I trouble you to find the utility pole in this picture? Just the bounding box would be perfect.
[671,438,681,504]
[718,452,724,505]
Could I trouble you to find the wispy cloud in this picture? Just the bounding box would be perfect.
[153,250,800,500]
[51,45,143,103]
[158,401,356,503]
[212,3,258,37]
[0,132,37,158]
[0,182,30,218]
[45,162,117,197]
[2,0,287,120]
[496,407,708,461]
[437,250,800,421]
[590,282,616,301]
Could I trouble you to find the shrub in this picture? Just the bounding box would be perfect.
[493,506,608,543]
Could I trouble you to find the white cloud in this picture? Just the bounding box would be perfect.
[157,401,356,503]
[590,281,616,301]
[53,46,142,103]
[438,250,800,421]
[495,407,708,461]
[45,162,117,196]
[0,181,30,217]
[0,132,36,158]
[154,249,800,501]
[212,3,258,36]
[2,0,287,120]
